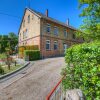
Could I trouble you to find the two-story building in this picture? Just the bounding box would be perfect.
[18,8,83,58]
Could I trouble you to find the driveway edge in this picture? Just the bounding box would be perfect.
[0,62,30,80]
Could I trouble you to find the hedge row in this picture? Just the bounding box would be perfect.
[19,45,39,58]
[62,40,100,99]
[24,50,40,61]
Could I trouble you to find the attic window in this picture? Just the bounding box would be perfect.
[28,15,30,23]
[23,19,25,27]
[32,15,34,20]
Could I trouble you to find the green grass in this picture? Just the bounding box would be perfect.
[0,53,6,59]
[0,64,22,75]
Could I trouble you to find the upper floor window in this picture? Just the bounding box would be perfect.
[32,15,34,20]
[54,26,58,36]
[23,19,25,27]
[20,33,21,41]
[25,29,28,38]
[23,31,24,39]
[28,15,30,23]
[73,34,76,39]
[46,40,50,50]
[46,24,51,33]
[64,29,67,37]
[54,41,58,50]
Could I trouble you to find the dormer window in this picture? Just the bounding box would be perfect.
[28,15,30,23]
[46,24,51,33]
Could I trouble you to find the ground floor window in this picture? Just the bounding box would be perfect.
[54,41,58,50]
[46,40,50,50]
[63,44,68,53]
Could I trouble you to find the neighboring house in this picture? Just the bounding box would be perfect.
[18,8,83,58]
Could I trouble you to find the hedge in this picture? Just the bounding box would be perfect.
[24,50,40,61]
[19,45,39,58]
[62,41,100,100]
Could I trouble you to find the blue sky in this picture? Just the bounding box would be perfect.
[0,0,83,35]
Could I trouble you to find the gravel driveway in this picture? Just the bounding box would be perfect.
[0,57,66,100]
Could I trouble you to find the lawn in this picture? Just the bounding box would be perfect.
[2,64,22,74]
[0,63,23,76]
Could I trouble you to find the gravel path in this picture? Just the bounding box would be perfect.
[0,57,65,100]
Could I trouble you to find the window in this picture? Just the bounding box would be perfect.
[54,41,58,50]
[28,15,30,23]
[32,15,34,20]
[54,26,58,36]
[64,29,67,37]
[23,19,25,27]
[46,24,51,33]
[46,40,50,50]
[23,31,24,39]
[73,34,76,39]
[20,33,21,41]
[24,29,28,38]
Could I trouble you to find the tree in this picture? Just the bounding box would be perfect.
[77,0,100,41]
[0,33,18,54]
[8,32,18,53]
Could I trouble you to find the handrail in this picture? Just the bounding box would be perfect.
[46,76,65,100]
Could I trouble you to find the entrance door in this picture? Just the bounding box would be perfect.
[63,44,67,54]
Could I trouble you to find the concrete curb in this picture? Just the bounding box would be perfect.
[0,62,30,80]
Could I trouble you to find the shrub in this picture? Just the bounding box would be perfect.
[0,65,4,75]
[24,50,40,61]
[19,45,39,58]
[62,41,100,100]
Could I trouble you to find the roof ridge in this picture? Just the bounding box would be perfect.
[26,7,77,30]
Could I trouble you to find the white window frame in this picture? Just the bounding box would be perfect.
[46,40,50,50]
[54,26,58,36]
[54,41,58,50]
[46,23,51,33]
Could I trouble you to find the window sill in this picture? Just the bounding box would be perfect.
[46,49,51,51]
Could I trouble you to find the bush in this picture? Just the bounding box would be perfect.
[0,65,4,75]
[24,50,40,61]
[19,45,39,58]
[62,41,100,100]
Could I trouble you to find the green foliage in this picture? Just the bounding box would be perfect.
[62,41,100,100]
[0,33,18,53]
[77,0,100,40]
[24,50,40,61]
[0,53,6,59]
[0,65,4,75]
[19,45,39,58]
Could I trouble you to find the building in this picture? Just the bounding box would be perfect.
[18,8,83,58]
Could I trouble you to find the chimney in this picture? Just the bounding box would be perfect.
[45,9,48,17]
[66,18,69,26]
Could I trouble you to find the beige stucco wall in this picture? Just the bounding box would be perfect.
[18,9,41,47]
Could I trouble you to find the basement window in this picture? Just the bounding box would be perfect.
[46,40,50,50]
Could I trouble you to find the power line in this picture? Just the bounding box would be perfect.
[0,12,21,19]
